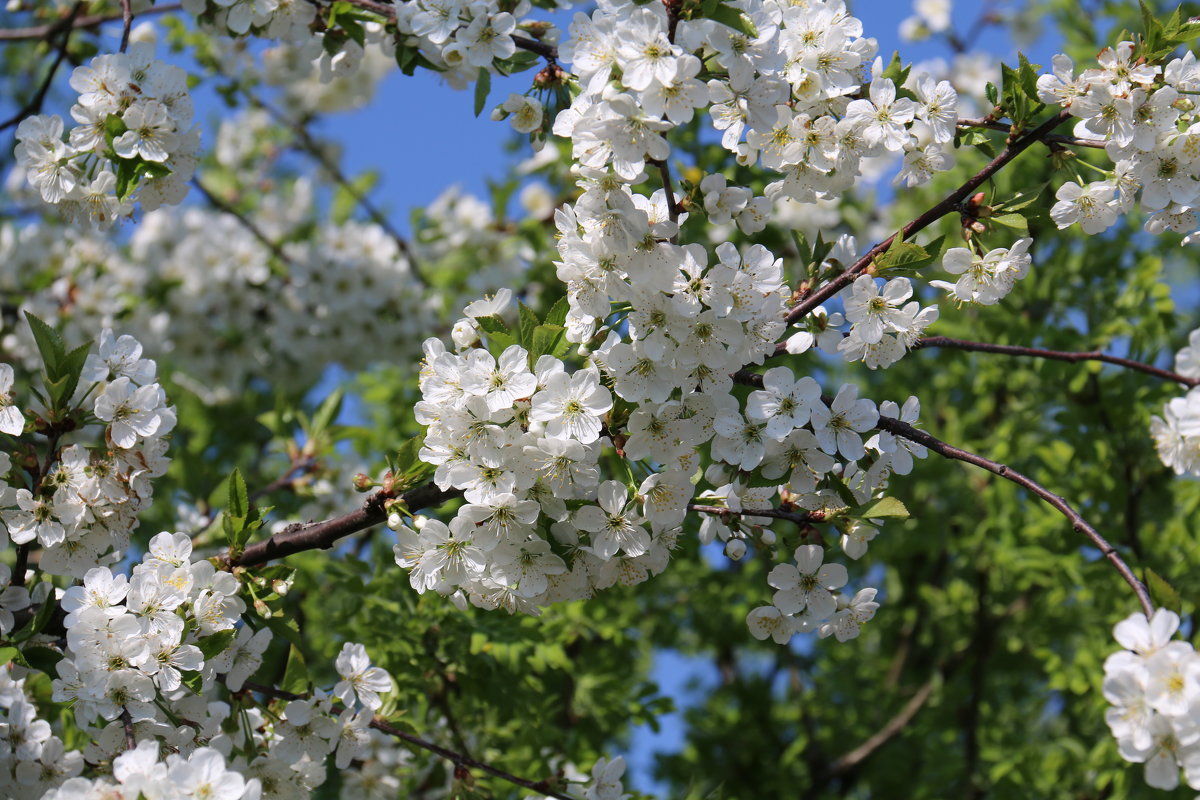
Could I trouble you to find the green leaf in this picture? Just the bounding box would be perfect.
[530,324,568,362]
[518,302,540,350]
[0,646,25,668]
[196,629,237,660]
[281,644,310,695]
[543,297,570,328]
[1145,568,1182,613]
[332,171,379,225]
[707,4,758,37]
[25,311,65,377]
[855,497,910,520]
[879,51,911,90]
[989,213,1030,237]
[12,599,56,644]
[874,235,939,273]
[474,68,492,117]
[19,646,62,675]
[310,388,344,438]
[476,315,511,337]
[115,158,138,201]
[180,670,204,693]
[228,468,249,521]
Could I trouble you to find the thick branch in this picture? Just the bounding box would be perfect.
[240,680,578,799]
[0,4,181,42]
[785,109,1071,326]
[225,482,457,569]
[913,336,1199,387]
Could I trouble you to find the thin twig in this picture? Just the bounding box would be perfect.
[120,708,136,751]
[0,2,85,133]
[730,370,1153,616]
[956,117,1106,149]
[873,414,1154,617]
[191,177,296,268]
[828,674,936,774]
[118,0,133,53]
[334,0,559,61]
[0,4,181,42]
[251,97,428,285]
[653,159,680,224]
[240,680,579,799]
[785,110,1071,326]
[688,503,822,526]
[913,336,1199,387]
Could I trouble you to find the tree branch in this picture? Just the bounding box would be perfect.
[913,336,1199,387]
[688,503,823,526]
[334,0,559,61]
[239,680,579,799]
[118,0,133,54]
[785,109,1071,326]
[225,482,458,569]
[0,2,84,133]
[251,96,428,286]
[956,117,1106,149]
[828,673,937,775]
[729,370,1152,615]
[0,4,181,43]
[872,414,1154,617]
[191,177,296,269]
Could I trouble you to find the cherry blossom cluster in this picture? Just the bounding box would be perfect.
[1103,609,1200,792]
[0,180,430,401]
[1150,328,1200,476]
[932,237,1033,308]
[0,331,174,578]
[399,291,678,614]
[1040,42,1200,243]
[0,667,85,796]
[13,44,197,226]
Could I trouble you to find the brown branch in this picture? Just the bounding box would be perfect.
[239,680,579,799]
[0,4,181,42]
[225,482,457,569]
[729,370,1153,616]
[828,673,937,775]
[784,109,1071,326]
[872,414,1154,617]
[118,0,132,53]
[251,97,428,285]
[652,159,680,225]
[955,117,1106,149]
[688,503,823,526]
[913,336,1199,387]
[191,177,296,268]
[0,2,84,133]
[120,708,136,751]
[334,0,559,61]
[247,456,317,504]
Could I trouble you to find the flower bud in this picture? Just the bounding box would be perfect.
[725,539,747,560]
[352,473,373,492]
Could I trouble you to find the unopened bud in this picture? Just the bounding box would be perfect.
[759,528,776,546]
[724,539,747,560]
[352,473,373,492]
[381,471,396,494]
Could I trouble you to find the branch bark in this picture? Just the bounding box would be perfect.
[225,482,458,569]
[0,4,182,43]
[785,109,1071,326]
[0,2,85,133]
[913,336,1199,387]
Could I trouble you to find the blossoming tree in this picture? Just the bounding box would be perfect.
[0,0,1199,796]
